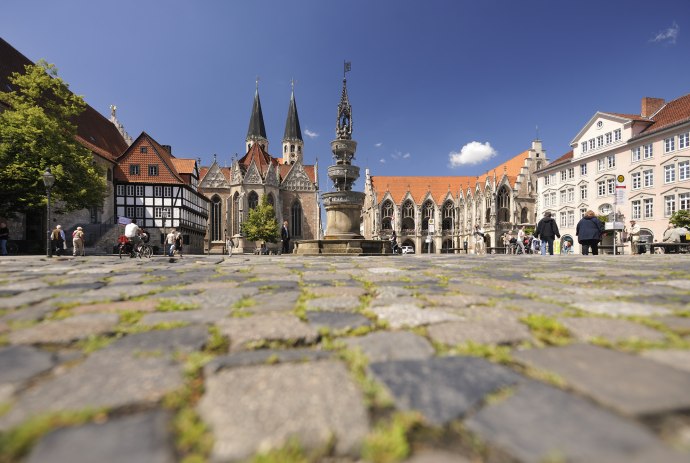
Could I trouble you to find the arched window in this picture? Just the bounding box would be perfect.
[210,195,222,241]
[232,192,240,235]
[442,200,454,232]
[266,193,275,208]
[291,200,302,237]
[422,200,434,232]
[497,186,510,223]
[401,200,415,233]
[521,207,529,224]
[248,191,259,210]
[485,194,492,223]
[381,200,394,231]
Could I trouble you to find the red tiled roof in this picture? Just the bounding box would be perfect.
[637,93,690,138]
[114,132,185,184]
[0,37,127,162]
[171,158,196,175]
[539,150,573,172]
[370,150,531,203]
[238,143,278,176]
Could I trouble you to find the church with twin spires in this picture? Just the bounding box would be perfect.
[198,83,321,254]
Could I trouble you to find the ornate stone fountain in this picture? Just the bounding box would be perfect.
[294,72,388,255]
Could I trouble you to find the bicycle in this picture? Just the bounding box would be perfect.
[118,232,153,259]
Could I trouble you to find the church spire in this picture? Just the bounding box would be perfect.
[336,75,353,140]
[246,78,268,153]
[282,80,304,165]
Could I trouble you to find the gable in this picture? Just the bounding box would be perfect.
[265,163,279,187]
[244,160,263,185]
[199,162,230,189]
[282,162,316,191]
[114,132,183,184]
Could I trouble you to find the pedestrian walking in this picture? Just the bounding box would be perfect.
[516,226,526,254]
[51,225,65,256]
[473,224,486,255]
[576,210,605,255]
[281,220,290,254]
[535,212,560,255]
[72,226,85,256]
[628,220,641,255]
[166,228,177,257]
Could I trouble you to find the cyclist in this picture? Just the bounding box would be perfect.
[124,219,143,255]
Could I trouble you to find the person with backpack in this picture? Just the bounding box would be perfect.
[535,212,560,255]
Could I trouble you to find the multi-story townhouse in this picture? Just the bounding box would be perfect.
[536,94,690,253]
[113,132,209,254]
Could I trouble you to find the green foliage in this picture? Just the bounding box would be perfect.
[0,61,106,217]
[251,438,310,463]
[520,314,572,346]
[241,195,280,244]
[669,209,690,228]
[362,412,421,463]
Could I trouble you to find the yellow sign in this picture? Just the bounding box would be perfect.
[617,175,625,183]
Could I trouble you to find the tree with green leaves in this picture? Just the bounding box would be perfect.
[669,209,690,229]
[0,60,105,217]
[241,195,280,245]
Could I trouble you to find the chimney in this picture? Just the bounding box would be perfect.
[641,97,665,118]
[161,145,172,155]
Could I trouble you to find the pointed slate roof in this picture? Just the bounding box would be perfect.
[246,87,267,142]
[283,89,303,142]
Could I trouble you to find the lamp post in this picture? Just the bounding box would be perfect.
[42,168,56,258]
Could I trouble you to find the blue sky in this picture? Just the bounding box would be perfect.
[2,0,689,191]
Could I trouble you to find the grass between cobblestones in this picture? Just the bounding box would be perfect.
[519,314,572,346]
[0,408,107,463]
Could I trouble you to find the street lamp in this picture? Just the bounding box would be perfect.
[43,168,55,257]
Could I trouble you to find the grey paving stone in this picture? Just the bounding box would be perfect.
[198,361,369,461]
[403,450,471,463]
[371,304,462,329]
[369,296,423,308]
[570,301,673,317]
[658,316,690,335]
[140,308,229,326]
[374,286,414,299]
[247,290,301,313]
[305,311,371,331]
[342,331,435,362]
[422,294,488,309]
[466,381,686,463]
[70,299,160,314]
[427,319,533,345]
[305,295,362,312]
[514,344,690,416]
[216,313,319,350]
[560,317,666,342]
[640,349,690,373]
[0,345,56,401]
[308,286,367,298]
[9,313,119,345]
[27,410,176,463]
[104,325,209,355]
[367,267,403,274]
[0,351,183,431]
[0,289,57,310]
[163,288,259,311]
[204,348,332,375]
[369,356,522,425]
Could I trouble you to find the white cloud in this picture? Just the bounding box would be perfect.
[375,142,383,148]
[448,141,497,168]
[651,22,679,44]
[304,129,319,138]
[379,158,386,163]
[390,151,411,160]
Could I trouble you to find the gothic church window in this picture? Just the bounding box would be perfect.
[497,186,510,223]
[210,195,222,241]
[422,201,434,232]
[266,193,275,207]
[401,200,415,232]
[291,200,302,237]
[232,192,240,235]
[248,191,259,210]
[442,201,454,231]
[381,200,394,230]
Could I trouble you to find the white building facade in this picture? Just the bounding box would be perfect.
[536,94,690,252]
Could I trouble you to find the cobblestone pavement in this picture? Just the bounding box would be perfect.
[1,253,689,463]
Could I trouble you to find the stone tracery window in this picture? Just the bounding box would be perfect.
[381,199,394,230]
[422,200,434,232]
[401,199,415,232]
[248,191,259,210]
[442,200,454,232]
[497,186,510,223]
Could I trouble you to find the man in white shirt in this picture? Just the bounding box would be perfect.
[124,220,142,250]
[517,226,526,254]
[166,228,177,257]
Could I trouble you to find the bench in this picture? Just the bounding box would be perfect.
[649,242,690,254]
